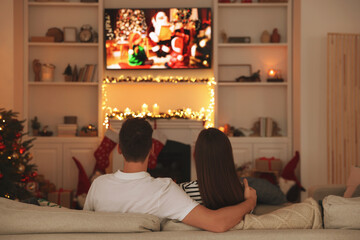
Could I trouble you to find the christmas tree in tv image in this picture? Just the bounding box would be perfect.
[104,8,212,70]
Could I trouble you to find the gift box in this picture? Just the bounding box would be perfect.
[57,124,77,137]
[47,189,73,208]
[255,157,282,172]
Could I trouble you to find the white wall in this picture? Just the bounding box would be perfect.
[0,0,14,110]
[300,0,360,189]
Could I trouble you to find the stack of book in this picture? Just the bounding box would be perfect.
[259,117,274,137]
[57,124,77,137]
[77,64,97,82]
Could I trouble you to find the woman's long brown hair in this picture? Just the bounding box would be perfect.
[195,128,244,210]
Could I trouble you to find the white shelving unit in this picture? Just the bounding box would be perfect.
[24,0,104,190]
[24,0,103,137]
[213,0,293,166]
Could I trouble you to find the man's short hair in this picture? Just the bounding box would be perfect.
[119,118,153,162]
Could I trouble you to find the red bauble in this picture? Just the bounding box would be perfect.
[20,147,26,154]
[0,173,3,179]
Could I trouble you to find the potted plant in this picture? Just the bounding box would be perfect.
[31,116,41,136]
[63,64,72,82]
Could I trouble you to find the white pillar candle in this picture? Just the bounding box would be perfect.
[153,104,159,115]
[141,103,148,113]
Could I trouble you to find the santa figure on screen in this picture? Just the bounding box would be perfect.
[149,11,174,58]
[166,36,189,68]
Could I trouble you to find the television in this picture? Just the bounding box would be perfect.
[104,8,212,70]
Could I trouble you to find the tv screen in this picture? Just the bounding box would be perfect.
[104,8,212,70]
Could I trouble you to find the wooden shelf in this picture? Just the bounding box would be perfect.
[228,136,289,143]
[103,81,210,85]
[217,82,287,87]
[28,82,98,86]
[28,42,98,47]
[218,43,288,47]
[28,2,98,7]
[218,3,288,8]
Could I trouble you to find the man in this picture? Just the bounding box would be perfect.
[84,118,257,233]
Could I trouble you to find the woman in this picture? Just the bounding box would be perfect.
[180,128,247,210]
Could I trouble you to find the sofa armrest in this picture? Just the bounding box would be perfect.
[308,184,346,202]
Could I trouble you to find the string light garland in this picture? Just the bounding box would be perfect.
[102,76,216,129]
[103,75,212,84]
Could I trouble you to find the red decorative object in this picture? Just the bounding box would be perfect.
[148,128,167,170]
[72,157,91,196]
[93,129,118,173]
[255,157,282,171]
[0,173,3,179]
[281,151,304,189]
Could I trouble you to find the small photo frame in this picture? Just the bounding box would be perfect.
[63,27,77,42]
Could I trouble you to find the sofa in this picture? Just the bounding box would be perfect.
[0,184,359,240]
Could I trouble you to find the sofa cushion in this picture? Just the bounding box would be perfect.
[245,177,287,205]
[0,197,160,234]
[161,198,322,231]
[323,195,360,229]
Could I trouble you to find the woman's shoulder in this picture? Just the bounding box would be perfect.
[179,180,203,204]
[179,180,199,190]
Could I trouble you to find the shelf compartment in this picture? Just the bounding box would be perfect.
[217,86,288,136]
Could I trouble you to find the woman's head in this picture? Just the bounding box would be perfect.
[195,128,244,210]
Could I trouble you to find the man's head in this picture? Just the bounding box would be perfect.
[119,118,153,162]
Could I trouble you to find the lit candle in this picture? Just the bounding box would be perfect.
[124,107,131,115]
[268,69,277,78]
[141,103,148,113]
[153,104,159,116]
[185,108,192,117]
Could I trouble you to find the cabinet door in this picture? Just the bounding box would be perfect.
[230,142,253,169]
[32,143,63,188]
[63,143,98,191]
[253,143,288,163]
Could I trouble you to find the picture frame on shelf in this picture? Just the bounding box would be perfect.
[63,27,77,42]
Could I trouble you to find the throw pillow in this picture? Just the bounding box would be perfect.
[323,195,360,229]
[344,166,360,198]
[244,177,287,205]
[352,184,360,197]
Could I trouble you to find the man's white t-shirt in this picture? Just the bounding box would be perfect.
[83,170,198,221]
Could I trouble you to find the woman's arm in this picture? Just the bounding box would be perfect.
[182,178,257,233]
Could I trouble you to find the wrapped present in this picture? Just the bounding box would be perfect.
[47,188,73,208]
[255,157,282,172]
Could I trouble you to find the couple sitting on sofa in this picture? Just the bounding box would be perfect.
[84,118,319,232]
[84,118,256,232]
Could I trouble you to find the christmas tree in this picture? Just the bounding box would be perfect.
[0,108,37,200]
[114,9,147,41]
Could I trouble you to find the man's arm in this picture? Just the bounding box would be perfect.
[182,178,256,233]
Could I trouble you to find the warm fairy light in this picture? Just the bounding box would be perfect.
[102,76,216,128]
[219,126,225,132]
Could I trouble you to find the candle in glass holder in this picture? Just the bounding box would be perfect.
[153,104,159,115]
[141,103,148,113]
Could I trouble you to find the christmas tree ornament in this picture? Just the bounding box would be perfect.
[0,172,3,179]
[12,153,19,159]
[18,164,25,173]
[26,181,38,193]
